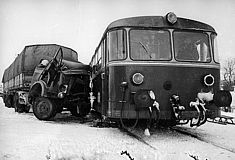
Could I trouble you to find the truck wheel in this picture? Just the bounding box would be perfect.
[33,97,57,120]
[6,95,13,108]
[13,94,24,113]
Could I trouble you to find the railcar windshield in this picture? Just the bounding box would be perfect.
[130,30,171,61]
[174,31,211,62]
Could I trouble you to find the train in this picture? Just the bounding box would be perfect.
[89,12,232,128]
[1,13,232,129]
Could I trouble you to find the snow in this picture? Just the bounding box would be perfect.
[0,99,162,160]
[1,97,235,160]
[132,124,235,160]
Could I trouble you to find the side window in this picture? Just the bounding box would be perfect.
[211,34,219,63]
[91,38,108,74]
[108,29,126,61]
[102,39,106,67]
[91,55,96,74]
[97,46,102,69]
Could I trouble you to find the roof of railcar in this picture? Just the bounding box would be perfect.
[106,15,216,33]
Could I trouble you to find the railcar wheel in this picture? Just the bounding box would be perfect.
[33,97,57,120]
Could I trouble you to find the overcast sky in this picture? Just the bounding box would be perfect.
[0,0,235,81]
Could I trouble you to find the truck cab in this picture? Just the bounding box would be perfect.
[29,47,91,120]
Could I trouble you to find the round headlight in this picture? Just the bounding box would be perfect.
[204,74,214,86]
[166,12,177,24]
[132,73,144,85]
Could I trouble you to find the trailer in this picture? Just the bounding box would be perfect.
[1,44,84,114]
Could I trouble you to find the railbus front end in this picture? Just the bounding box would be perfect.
[89,13,232,128]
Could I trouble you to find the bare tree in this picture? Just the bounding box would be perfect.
[222,58,235,90]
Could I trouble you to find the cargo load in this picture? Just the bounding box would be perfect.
[2,44,78,91]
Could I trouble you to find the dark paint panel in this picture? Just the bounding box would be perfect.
[107,65,220,119]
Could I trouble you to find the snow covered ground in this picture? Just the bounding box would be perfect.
[0,98,235,160]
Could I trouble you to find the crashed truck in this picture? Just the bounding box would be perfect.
[2,44,91,120]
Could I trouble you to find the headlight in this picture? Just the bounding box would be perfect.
[132,73,144,85]
[166,12,177,24]
[204,74,214,86]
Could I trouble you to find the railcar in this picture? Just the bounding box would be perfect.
[89,12,232,128]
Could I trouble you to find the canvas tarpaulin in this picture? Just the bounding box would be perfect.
[2,44,78,83]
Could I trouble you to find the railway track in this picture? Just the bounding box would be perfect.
[119,127,158,151]
[171,126,235,154]
[60,113,235,157]
[119,124,235,160]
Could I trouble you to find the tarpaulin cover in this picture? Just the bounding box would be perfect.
[2,44,78,83]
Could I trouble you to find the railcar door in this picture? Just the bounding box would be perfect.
[91,39,108,115]
[101,39,108,115]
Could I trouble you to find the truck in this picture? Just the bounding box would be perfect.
[2,44,91,120]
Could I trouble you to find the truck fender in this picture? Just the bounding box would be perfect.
[29,81,48,98]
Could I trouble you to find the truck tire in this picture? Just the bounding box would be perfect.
[5,95,13,108]
[33,97,57,120]
[13,94,24,113]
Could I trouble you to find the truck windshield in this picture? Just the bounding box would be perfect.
[174,31,211,62]
[130,29,171,61]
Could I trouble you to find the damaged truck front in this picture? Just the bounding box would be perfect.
[29,47,91,120]
[2,44,91,120]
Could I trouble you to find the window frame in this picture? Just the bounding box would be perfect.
[129,28,172,61]
[173,30,212,63]
[107,29,127,62]
[211,33,220,64]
